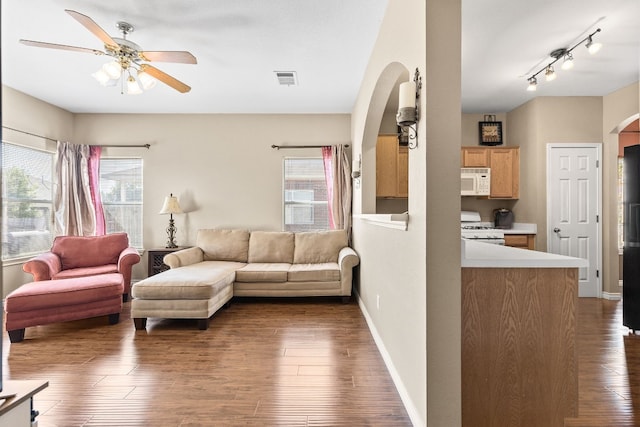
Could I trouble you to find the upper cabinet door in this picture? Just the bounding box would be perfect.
[488,147,519,199]
[461,147,490,167]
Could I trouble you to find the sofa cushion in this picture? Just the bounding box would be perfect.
[287,263,341,282]
[248,231,294,263]
[52,233,129,270]
[235,263,291,282]
[132,261,241,300]
[197,229,250,262]
[293,230,348,264]
[53,265,119,280]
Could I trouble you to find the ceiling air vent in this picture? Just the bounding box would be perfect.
[275,71,298,86]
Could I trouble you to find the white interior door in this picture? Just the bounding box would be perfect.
[547,143,601,297]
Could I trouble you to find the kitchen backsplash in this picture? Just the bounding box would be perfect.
[461,198,517,222]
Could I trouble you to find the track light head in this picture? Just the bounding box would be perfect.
[586,36,602,54]
[561,52,574,70]
[545,66,556,81]
[527,76,537,91]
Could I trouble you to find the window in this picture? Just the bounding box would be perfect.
[283,158,329,232]
[1,142,54,260]
[99,158,143,248]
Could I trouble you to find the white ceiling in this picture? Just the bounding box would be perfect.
[2,0,639,115]
[462,0,640,114]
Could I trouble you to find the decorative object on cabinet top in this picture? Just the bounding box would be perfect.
[479,114,503,146]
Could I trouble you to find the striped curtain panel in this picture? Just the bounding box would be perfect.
[322,145,352,234]
[54,141,96,236]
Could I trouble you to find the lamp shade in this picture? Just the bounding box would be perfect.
[103,61,122,79]
[137,71,157,90]
[127,76,143,95]
[159,194,183,215]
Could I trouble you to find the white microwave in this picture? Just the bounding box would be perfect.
[461,168,490,196]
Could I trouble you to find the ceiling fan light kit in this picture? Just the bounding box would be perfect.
[524,27,601,91]
[19,9,197,95]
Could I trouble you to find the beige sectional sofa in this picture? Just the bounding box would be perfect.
[131,228,359,330]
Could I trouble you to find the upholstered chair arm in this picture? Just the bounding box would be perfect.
[22,252,62,281]
[118,247,142,300]
[338,247,360,296]
[163,247,204,269]
[338,247,359,270]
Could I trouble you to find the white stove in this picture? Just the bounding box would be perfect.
[461,211,505,245]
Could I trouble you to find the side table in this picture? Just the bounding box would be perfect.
[0,380,48,427]
[147,247,190,277]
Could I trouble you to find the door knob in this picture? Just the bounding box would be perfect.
[553,227,561,233]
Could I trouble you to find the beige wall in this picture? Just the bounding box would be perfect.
[351,0,460,425]
[350,0,428,424]
[76,113,351,288]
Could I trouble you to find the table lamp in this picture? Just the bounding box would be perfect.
[159,193,183,248]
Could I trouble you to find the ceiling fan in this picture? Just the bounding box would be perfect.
[19,9,197,94]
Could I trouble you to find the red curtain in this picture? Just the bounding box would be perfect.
[322,146,336,229]
[88,146,106,235]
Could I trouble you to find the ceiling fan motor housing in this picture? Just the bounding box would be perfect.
[106,37,143,68]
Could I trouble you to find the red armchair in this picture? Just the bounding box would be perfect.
[22,233,141,302]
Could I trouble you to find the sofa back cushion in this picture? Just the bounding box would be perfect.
[197,229,250,262]
[293,230,348,264]
[52,233,129,270]
[248,231,294,263]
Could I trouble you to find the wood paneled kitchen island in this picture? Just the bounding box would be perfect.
[461,240,588,427]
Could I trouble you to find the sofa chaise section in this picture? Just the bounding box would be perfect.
[131,260,240,330]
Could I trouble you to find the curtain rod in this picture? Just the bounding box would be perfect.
[271,144,350,150]
[2,126,151,149]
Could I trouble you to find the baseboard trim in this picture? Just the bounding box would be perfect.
[602,291,621,301]
[354,290,424,427]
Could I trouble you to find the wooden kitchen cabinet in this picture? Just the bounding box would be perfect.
[462,267,578,426]
[461,146,520,199]
[489,147,519,199]
[504,234,535,250]
[461,147,489,167]
[376,135,408,198]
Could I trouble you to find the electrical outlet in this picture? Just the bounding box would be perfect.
[376,294,380,310]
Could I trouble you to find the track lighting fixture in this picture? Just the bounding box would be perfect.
[525,28,601,91]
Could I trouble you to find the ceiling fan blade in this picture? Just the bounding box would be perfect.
[140,51,197,64]
[140,64,191,93]
[20,39,105,56]
[65,9,119,49]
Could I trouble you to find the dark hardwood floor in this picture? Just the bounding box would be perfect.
[3,297,412,426]
[4,296,639,426]
[565,298,640,426]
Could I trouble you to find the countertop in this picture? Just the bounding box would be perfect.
[461,239,589,268]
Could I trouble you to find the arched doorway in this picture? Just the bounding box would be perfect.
[358,62,410,214]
